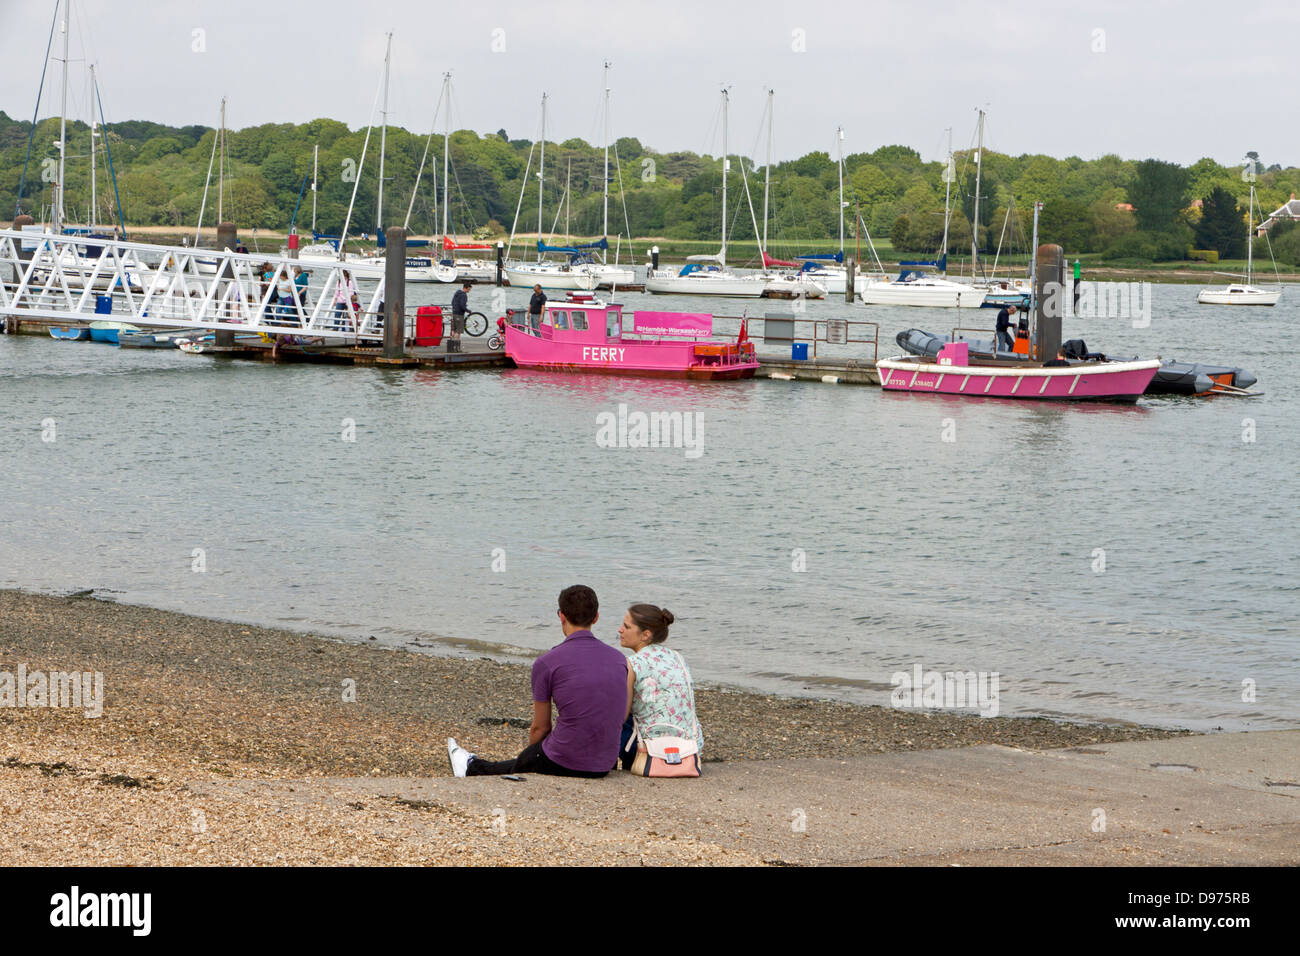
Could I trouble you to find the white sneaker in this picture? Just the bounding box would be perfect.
[447,738,474,778]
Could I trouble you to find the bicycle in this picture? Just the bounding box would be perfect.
[461,311,488,337]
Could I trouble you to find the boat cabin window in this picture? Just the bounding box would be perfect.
[551,310,569,330]
[570,310,588,330]
[606,309,621,338]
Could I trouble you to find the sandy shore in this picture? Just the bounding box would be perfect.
[0,588,1208,865]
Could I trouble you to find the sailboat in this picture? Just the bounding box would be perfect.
[645,88,767,298]
[1197,185,1282,306]
[860,124,984,308]
[352,37,456,283]
[581,63,636,289]
[25,1,144,293]
[412,71,498,282]
[790,128,862,297]
[504,93,599,291]
[748,90,826,300]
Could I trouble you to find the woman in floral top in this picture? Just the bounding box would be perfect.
[617,604,704,770]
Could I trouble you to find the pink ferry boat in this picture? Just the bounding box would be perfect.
[877,342,1161,403]
[504,294,758,380]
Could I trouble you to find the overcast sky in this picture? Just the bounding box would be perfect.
[2,0,1296,169]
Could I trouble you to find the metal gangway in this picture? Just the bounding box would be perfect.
[0,229,388,340]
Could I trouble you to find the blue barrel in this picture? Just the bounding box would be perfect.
[95,294,113,315]
[791,342,809,360]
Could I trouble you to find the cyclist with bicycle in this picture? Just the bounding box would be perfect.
[449,281,472,353]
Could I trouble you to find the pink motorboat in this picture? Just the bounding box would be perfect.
[877,342,1160,403]
[503,294,759,380]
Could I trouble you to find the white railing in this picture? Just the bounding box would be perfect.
[0,229,388,339]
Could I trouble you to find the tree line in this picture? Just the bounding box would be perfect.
[2,110,1298,265]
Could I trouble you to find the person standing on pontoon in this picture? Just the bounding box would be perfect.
[333,270,358,332]
[995,305,1017,353]
[449,281,471,353]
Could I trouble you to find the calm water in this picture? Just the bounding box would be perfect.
[1,280,1296,731]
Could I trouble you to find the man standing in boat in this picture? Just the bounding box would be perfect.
[995,305,1017,353]
[528,284,546,332]
[449,281,472,353]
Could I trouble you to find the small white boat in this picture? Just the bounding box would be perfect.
[448,257,497,282]
[760,273,827,299]
[505,261,599,291]
[1198,185,1282,307]
[29,245,145,292]
[583,262,637,288]
[354,254,457,283]
[645,262,767,297]
[860,270,986,308]
[1196,284,1281,306]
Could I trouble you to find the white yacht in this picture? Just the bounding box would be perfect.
[645,258,767,297]
[1198,185,1282,306]
[860,270,987,308]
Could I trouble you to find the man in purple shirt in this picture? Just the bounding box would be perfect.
[448,585,627,778]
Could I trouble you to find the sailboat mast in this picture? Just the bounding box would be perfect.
[762,89,773,256]
[1029,200,1041,303]
[837,126,845,257]
[720,87,729,267]
[311,144,318,234]
[566,158,572,243]
[89,64,97,229]
[218,96,226,223]
[441,72,451,239]
[538,92,546,262]
[602,61,611,248]
[377,32,392,235]
[55,0,70,233]
[972,109,984,274]
[1247,184,1254,283]
[940,128,952,271]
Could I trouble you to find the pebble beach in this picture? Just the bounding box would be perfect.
[0,588,1194,866]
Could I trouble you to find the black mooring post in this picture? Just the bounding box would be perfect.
[215,221,238,347]
[496,240,504,287]
[383,227,406,359]
[1034,242,1064,363]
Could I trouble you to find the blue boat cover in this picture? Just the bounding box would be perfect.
[537,238,609,255]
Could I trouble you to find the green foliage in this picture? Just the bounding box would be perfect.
[1128,159,1190,232]
[1267,220,1300,267]
[3,107,1298,267]
[1194,186,1246,259]
[890,215,911,250]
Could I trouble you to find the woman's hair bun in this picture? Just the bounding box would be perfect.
[660,609,674,626]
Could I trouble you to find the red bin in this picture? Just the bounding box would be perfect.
[414,305,443,347]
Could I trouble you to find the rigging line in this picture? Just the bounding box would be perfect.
[445,84,481,237]
[504,119,541,259]
[611,140,634,262]
[403,77,446,232]
[195,107,220,245]
[92,70,125,233]
[338,62,386,254]
[15,0,60,218]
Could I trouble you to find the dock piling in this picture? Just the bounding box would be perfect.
[383,227,406,359]
[215,222,238,347]
[495,240,504,286]
[1034,243,1064,363]
[845,257,856,303]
